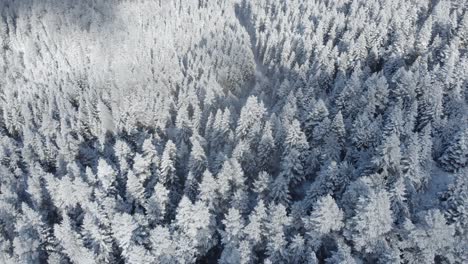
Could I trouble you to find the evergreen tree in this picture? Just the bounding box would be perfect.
[253,171,272,201]
[325,240,357,264]
[188,136,207,179]
[147,183,169,224]
[256,121,276,173]
[265,203,291,262]
[270,174,291,206]
[219,208,246,264]
[439,127,468,172]
[402,210,455,263]
[280,119,309,185]
[287,234,306,264]
[54,214,95,264]
[198,170,219,209]
[175,197,216,257]
[236,96,266,143]
[345,190,393,253]
[96,158,117,195]
[304,194,344,236]
[160,140,178,189]
[444,169,468,255]
[304,99,329,143]
[244,199,268,249]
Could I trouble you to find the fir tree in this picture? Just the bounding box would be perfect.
[439,127,468,172]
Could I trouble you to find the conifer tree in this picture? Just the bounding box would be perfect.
[345,190,393,253]
[265,203,291,262]
[219,208,246,264]
[439,127,468,172]
[280,119,309,185]
[304,194,344,236]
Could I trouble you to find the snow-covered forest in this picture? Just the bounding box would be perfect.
[0,0,467,263]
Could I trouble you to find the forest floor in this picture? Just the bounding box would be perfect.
[415,165,454,211]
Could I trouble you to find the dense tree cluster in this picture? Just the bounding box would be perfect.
[0,0,467,263]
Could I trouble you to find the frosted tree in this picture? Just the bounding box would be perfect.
[54,214,95,264]
[372,132,402,178]
[81,210,115,263]
[148,226,176,264]
[305,160,347,206]
[325,240,357,264]
[198,170,219,209]
[183,172,198,202]
[415,16,433,54]
[439,127,467,172]
[98,99,115,140]
[210,108,232,156]
[363,73,389,116]
[146,183,169,224]
[96,158,118,195]
[402,210,455,263]
[270,174,291,206]
[304,99,329,142]
[401,132,424,191]
[45,173,92,211]
[188,135,207,179]
[280,92,299,126]
[331,111,346,142]
[217,158,246,207]
[419,125,434,183]
[174,196,216,257]
[307,252,319,264]
[351,111,380,150]
[160,140,178,185]
[280,119,309,185]
[126,170,146,210]
[311,117,331,150]
[256,121,276,173]
[141,136,159,179]
[443,169,468,261]
[265,203,291,262]
[112,212,140,262]
[114,139,133,173]
[304,194,344,236]
[236,96,266,143]
[231,188,249,214]
[25,162,46,210]
[253,171,272,201]
[175,105,193,145]
[219,208,246,264]
[232,140,256,177]
[345,190,393,253]
[324,111,346,160]
[12,203,44,263]
[244,199,268,250]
